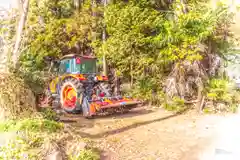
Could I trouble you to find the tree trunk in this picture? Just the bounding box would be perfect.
[12,0,30,69]
[180,0,187,13]
[92,0,96,17]
[196,78,204,112]
[130,61,133,87]
[102,0,108,76]
[73,0,81,11]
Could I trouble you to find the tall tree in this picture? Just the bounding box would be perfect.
[12,0,30,68]
[0,8,10,73]
[73,0,81,11]
[102,0,108,76]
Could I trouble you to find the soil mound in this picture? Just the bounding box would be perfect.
[0,73,37,120]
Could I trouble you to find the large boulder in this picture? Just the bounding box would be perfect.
[0,73,37,120]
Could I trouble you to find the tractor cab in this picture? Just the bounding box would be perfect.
[58,54,97,75]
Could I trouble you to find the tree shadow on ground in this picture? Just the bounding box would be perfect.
[60,107,154,128]
[93,107,154,120]
[75,108,190,139]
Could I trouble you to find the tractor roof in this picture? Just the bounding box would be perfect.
[60,54,97,60]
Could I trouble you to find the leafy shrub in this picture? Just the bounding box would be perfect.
[40,108,59,121]
[69,149,100,160]
[0,118,99,160]
[163,96,186,112]
[206,79,230,102]
[206,79,236,103]
[205,78,240,112]
[130,76,164,106]
[0,118,63,133]
[0,133,44,160]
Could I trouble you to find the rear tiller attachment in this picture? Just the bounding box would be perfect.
[82,96,142,117]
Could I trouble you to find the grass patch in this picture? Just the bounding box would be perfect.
[40,108,59,121]
[69,149,100,160]
[163,96,187,112]
[0,117,100,160]
[0,118,63,133]
[204,78,240,113]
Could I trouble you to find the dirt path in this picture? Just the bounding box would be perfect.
[61,106,228,160]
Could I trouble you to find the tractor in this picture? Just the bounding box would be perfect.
[39,54,141,118]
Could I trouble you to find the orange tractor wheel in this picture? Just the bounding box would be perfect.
[60,78,83,113]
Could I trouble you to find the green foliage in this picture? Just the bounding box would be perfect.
[0,117,99,160]
[40,108,59,121]
[163,96,186,112]
[95,1,163,78]
[0,0,103,93]
[0,118,63,133]
[21,0,101,69]
[94,1,235,106]
[130,76,164,105]
[0,118,62,159]
[206,78,234,103]
[0,133,45,160]
[96,1,231,79]
[205,78,240,112]
[69,149,100,160]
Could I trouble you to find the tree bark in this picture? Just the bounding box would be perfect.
[180,0,187,14]
[130,61,133,87]
[102,0,108,76]
[12,0,30,69]
[196,79,204,112]
[73,0,81,11]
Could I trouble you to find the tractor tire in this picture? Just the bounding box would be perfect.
[60,78,84,114]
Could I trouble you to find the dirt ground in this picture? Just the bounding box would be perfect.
[60,106,229,160]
